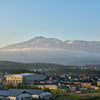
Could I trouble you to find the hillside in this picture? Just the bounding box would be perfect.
[0,61,100,75]
[0,61,66,72]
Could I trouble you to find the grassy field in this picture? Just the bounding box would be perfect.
[81,88,100,91]
[50,88,100,98]
[50,89,78,98]
[50,89,66,94]
[75,92,100,96]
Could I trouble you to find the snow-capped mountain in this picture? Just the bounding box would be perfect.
[1,36,100,53]
[0,36,100,65]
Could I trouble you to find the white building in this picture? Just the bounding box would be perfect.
[4,73,47,84]
[0,89,52,100]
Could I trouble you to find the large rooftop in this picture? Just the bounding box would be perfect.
[16,73,34,76]
[0,89,45,96]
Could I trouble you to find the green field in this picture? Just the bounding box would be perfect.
[50,88,100,98]
[50,89,66,94]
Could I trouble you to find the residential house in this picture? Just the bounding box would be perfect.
[0,89,52,100]
[68,86,78,92]
[38,83,60,89]
[80,80,95,89]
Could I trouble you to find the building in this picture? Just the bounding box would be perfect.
[4,73,47,84]
[68,86,78,92]
[80,80,95,89]
[38,83,60,89]
[0,89,52,100]
[97,80,100,86]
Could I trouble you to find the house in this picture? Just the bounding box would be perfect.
[90,84,95,89]
[80,80,95,89]
[4,73,47,84]
[60,75,65,78]
[40,80,45,83]
[97,80,100,86]
[0,95,6,100]
[68,86,78,92]
[68,75,79,81]
[38,83,60,89]
[0,89,52,100]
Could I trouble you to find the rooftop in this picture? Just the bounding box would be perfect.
[0,89,45,96]
[16,73,34,76]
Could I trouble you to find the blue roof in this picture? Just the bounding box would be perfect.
[0,88,6,90]
[16,73,34,76]
[0,89,45,96]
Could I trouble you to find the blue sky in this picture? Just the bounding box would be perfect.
[0,0,100,47]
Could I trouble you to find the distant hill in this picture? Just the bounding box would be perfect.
[0,61,28,72]
[71,60,100,65]
[0,61,66,73]
[0,61,100,75]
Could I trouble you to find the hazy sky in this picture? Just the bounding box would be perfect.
[0,0,100,47]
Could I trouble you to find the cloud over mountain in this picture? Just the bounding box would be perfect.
[0,36,100,65]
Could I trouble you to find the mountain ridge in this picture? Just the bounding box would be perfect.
[1,36,100,53]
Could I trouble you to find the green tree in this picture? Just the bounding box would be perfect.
[95,83,98,87]
[23,84,27,89]
[16,84,20,89]
[43,87,50,92]
[6,84,13,89]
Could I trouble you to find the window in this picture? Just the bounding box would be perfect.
[19,80,21,83]
[7,98,10,100]
[13,80,15,84]
[8,80,9,83]
[16,80,18,83]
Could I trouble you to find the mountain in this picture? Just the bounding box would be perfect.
[0,36,100,65]
[1,36,100,53]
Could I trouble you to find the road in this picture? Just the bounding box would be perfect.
[50,97,77,100]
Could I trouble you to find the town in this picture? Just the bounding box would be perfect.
[0,62,100,100]
[1,0,100,100]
